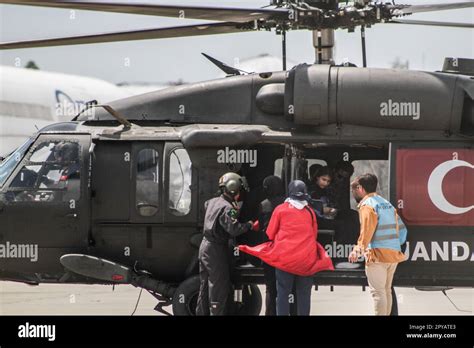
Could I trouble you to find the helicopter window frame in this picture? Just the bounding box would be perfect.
[135,147,161,218]
[6,137,83,203]
[163,142,197,223]
[0,137,34,188]
[167,146,192,217]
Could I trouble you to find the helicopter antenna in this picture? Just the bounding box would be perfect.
[77,103,132,127]
[131,288,144,316]
[282,29,287,70]
[317,31,322,64]
[361,25,367,67]
[275,23,288,70]
[100,105,132,127]
[201,53,249,76]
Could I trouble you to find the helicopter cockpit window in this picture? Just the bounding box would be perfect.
[168,148,192,216]
[0,138,33,187]
[7,140,81,203]
[136,148,160,217]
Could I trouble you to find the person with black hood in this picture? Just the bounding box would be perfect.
[327,160,355,212]
[327,160,361,246]
[255,175,286,316]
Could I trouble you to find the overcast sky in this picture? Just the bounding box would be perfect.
[0,0,473,84]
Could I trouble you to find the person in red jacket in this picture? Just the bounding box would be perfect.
[239,180,334,315]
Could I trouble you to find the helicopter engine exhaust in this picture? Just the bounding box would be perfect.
[255,63,473,135]
[285,64,472,132]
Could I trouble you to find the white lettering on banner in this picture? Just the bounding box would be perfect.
[404,241,471,262]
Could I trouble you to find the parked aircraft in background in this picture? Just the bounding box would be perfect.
[0,54,296,156]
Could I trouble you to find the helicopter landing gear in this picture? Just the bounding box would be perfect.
[231,284,263,316]
[147,290,173,316]
[171,275,263,316]
[172,275,200,316]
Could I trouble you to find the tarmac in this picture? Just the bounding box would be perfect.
[0,281,472,315]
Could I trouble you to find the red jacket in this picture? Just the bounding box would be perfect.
[239,202,334,276]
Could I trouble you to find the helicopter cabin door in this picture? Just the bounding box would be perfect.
[389,142,474,286]
[130,141,198,278]
[2,134,92,251]
[89,140,165,264]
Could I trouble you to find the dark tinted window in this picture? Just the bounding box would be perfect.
[136,148,160,217]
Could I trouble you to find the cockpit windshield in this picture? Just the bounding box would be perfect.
[0,138,33,187]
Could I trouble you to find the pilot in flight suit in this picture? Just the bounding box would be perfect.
[196,172,253,316]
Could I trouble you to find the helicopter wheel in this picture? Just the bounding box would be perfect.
[172,275,200,316]
[232,284,262,316]
[171,276,262,316]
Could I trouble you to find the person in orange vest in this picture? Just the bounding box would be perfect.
[348,173,408,315]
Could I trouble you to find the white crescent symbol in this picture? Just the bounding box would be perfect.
[427,160,474,215]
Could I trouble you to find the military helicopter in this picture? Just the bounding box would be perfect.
[0,0,473,316]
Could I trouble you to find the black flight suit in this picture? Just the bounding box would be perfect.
[196,194,252,316]
[327,175,351,212]
[325,177,360,245]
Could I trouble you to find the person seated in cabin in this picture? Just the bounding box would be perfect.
[309,166,338,226]
[310,164,360,248]
[306,163,323,191]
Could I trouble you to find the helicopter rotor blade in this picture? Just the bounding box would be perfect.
[397,2,474,15]
[0,21,252,50]
[389,19,474,29]
[0,0,290,22]
[1,0,472,52]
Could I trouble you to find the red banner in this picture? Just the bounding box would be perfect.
[396,149,474,226]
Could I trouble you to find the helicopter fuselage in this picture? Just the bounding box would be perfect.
[0,64,472,301]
